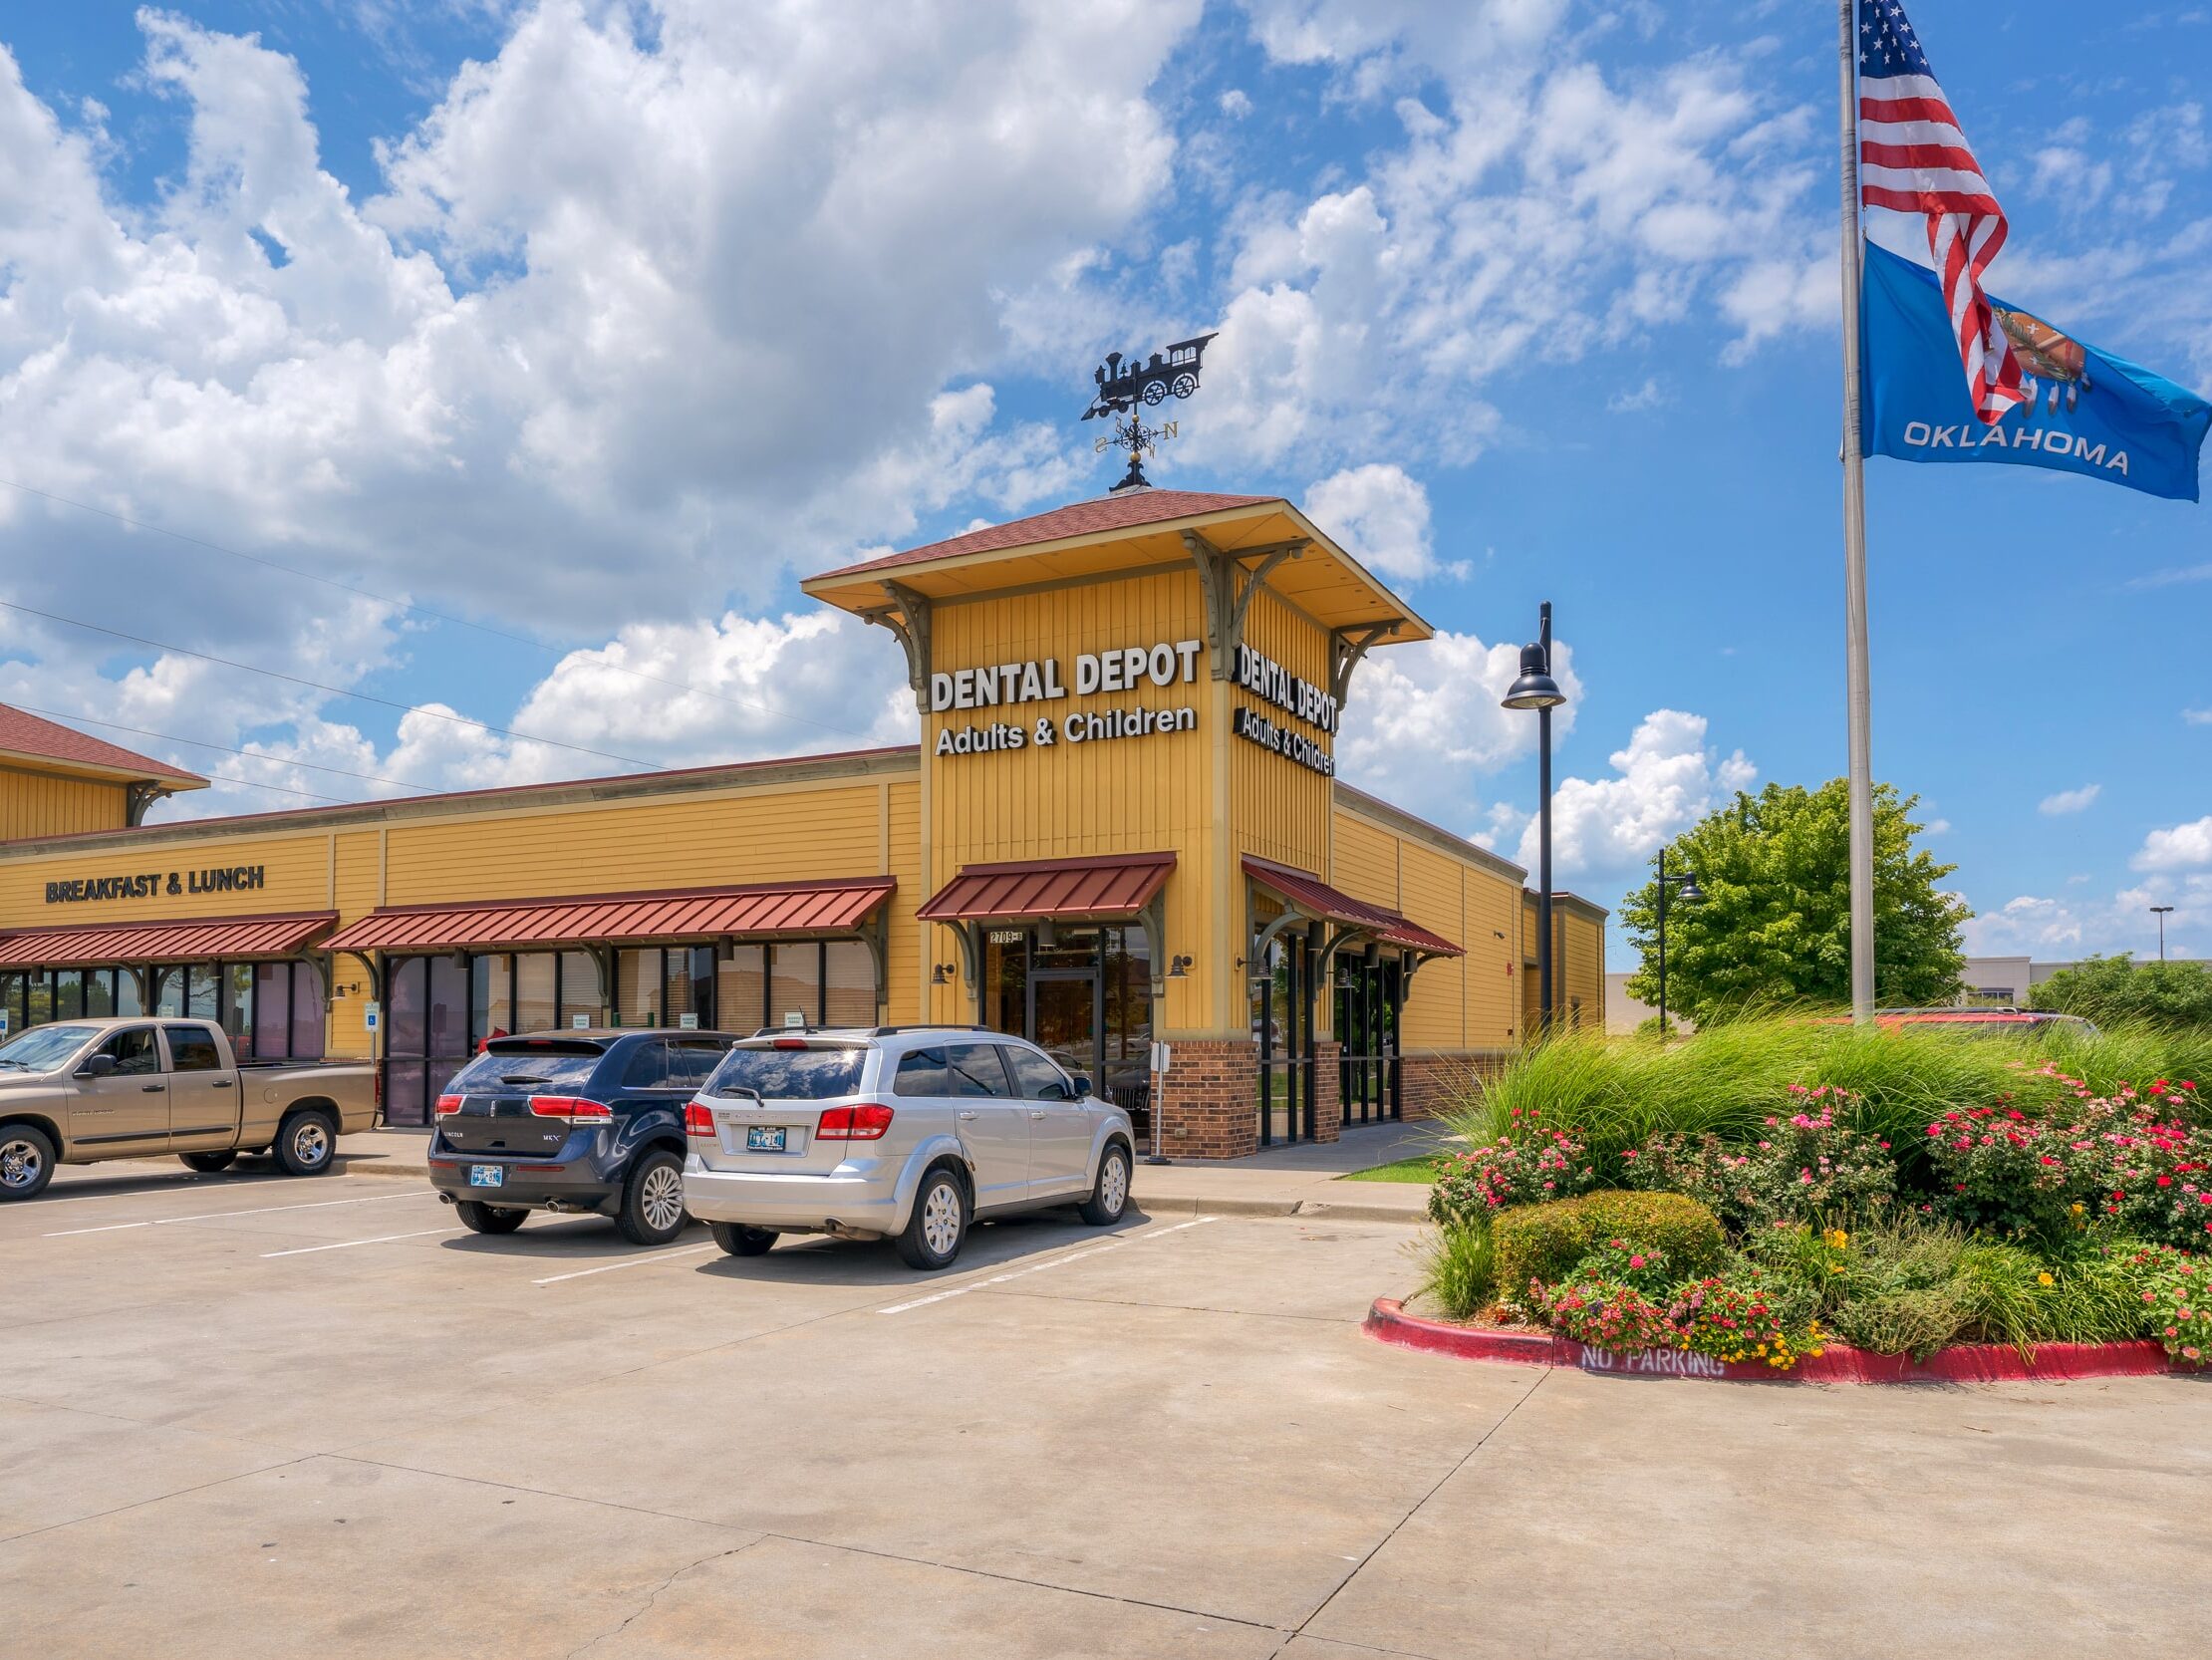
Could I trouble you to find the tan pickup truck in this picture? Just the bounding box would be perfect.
[0,1016,378,1200]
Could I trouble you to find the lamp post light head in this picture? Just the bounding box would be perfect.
[1676,871,1704,905]
[1501,643,1566,711]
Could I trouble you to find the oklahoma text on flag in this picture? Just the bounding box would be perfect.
[1860,243,2211,503]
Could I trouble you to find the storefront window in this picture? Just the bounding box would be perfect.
[617,949,664,1026]
[290,962,326,1058]
[557,950,601,1029]
[221,964,254,1053]
[471,955,513,1046]
[824,940,875,1026]
[0,971,22,1033]
[664,948,693,1028]
[53,968,84,1021]
[26,972,53,1027]
[768,943,819,1030]
[116,971,143,1018]
[84,969,117,1020]
[153,968,184,1017]
[515,953,557,1033]
[186,966,220,1020]
[1101,927,1151,1100]
[984,930,1026,1034]
[717,945,764,1033]
[252,963,288,1058]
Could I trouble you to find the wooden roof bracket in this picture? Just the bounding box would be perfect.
[862,580,934,709]
[1330,621,1400,709]
[1184,531,1306,680]
[125,781,172,827]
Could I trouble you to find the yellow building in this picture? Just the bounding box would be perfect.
[0,488,1601,1158]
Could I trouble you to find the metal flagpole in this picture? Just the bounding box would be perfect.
[1837,0,1875,1023]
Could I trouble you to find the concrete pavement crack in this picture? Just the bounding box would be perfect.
[1277,1366,1551,1652]
[564,1534,770,1658]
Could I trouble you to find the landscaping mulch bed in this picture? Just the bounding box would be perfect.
[1364,1297,2179,1385]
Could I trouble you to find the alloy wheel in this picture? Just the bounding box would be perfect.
[1100,1152,1128,1217]
[641,1164,685,1235]
[292,1120,330,1168]
[0,1137,41,1192]
[921,1180,962,1256]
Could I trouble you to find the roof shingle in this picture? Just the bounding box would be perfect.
[0,704,206,786]
[809,490,1273,583]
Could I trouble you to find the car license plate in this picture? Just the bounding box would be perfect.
[746,1127,787,1153]
[469,1164,504,1188]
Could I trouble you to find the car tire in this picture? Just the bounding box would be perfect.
[896,1165,968,1270]
[1078,1141,1131,1226]
[616,1149,688,1245]
[0,1123,57,1202]
[454,1200,528,1235]
[708,1221,776,1256]
[274,1108,338,1177]
[180,1150,237,1173]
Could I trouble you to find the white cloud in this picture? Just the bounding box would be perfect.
[1219,88,1252,118]
[1923,817,1952,835]
[1521,708,1756,881]
[1304,463,1462,582]
[1963,877,2208,961]
[2134,815,2212,871]
[1605,376,1669,413]
[1335,629,1581,834]
[2186,707,2212,725]
[2038,783,2102,816]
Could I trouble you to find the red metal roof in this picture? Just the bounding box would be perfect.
[1242,856,1462,958]
[0,703,206,786]
[810,491,1273,583]
[916,852,1176,923]
[325,878,896,954]
[0,911,336,968]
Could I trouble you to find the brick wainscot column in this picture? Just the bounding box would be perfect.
[1309,1039,1342,1143]
[1154,1040,1257,1160]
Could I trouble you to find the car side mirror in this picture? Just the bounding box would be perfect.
[76,1054,118,1080]
[1068,1074,1093,1099]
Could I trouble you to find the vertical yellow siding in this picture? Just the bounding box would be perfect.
[0,768,130,841]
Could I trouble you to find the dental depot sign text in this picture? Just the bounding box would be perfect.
[932,640,1203,755]
[930,637,1337,777]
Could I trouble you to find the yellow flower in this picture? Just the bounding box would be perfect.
[2070,1203,2084,1216]
[2037,1271,2055,1286]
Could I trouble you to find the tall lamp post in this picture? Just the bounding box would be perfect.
[2151,905,2174,963]
[1653,850,1703,1040]
[1502,603,1568,1034]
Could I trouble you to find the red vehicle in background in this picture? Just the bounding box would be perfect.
[1865,1008,2099,1037]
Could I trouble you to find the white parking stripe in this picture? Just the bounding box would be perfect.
[41,1221,150,1238]
[44,1189,422,1238]
[260,1227,457,1258]
[875,1217,1218,1315]
[532,1244,717,1285]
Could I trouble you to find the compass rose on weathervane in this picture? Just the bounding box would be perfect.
[1082,333,1217,492]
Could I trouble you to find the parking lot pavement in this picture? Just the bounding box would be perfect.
[3,1163,2205,1659]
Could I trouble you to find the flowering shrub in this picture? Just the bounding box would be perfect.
[1923,1075,2212,1245]
[2130,1245,2212,1366]
[1430,1109,1602,1227]
[1533,1274,1683,1354]
[1621,1086,1895,1231]
[1672,1275,1824,1370]
[1490,1190,1728,1298]
[1572,1237,1677,1297]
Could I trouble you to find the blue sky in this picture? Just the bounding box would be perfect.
[0,1,2206,968]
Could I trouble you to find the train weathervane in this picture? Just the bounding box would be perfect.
[1082,332,1217,492]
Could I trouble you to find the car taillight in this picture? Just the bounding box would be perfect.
[818,1102,894,1141]
[684,1102,716,1138]
[434,1093,463,1117]
[527,1095,613,1124]
[773,1036,808,1049]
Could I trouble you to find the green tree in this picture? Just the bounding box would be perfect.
[2029,955,2212,1029]
[1619,779,1969,1024]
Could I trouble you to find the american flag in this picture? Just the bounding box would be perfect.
[1858,0,2025,423]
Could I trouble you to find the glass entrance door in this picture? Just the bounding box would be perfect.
[1027,970,1101,1082]
[385,955,470,1127]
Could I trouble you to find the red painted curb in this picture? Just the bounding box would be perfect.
[1362,1298,2179,1384]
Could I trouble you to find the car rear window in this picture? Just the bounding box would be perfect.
[450,1042,605,1095]
[706,1045,866,1101]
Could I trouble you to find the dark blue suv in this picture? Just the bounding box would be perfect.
[427,1029,737,1245]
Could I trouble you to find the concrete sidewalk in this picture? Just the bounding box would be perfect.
[333,1117,1451,1224]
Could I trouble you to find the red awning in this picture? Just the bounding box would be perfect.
[1243,856,1462,958]
[0,911,337,968]
[326,878,895,954]
[916,852,1175,923]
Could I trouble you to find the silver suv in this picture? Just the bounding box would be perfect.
[682,1026,1135,1270]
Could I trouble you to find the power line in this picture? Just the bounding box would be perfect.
[0,474,868,740]
[2,703,439,795]
[0,599,656,770]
